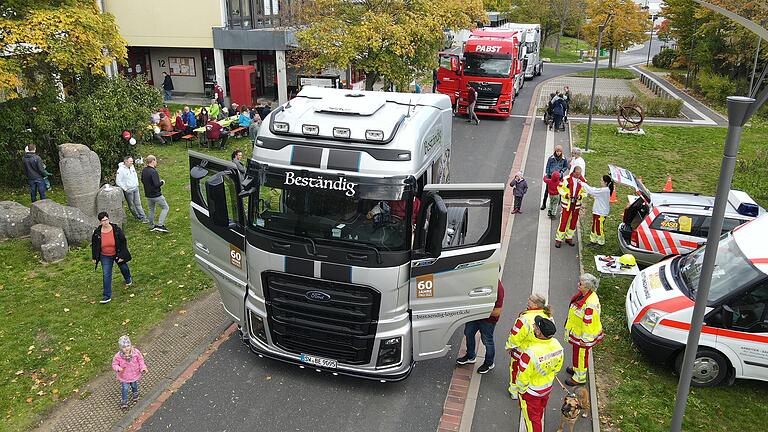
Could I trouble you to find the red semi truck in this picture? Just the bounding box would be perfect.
[437,28,525,118]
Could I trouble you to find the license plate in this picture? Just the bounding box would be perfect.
[476,105,490,110]
[300,354,337,369]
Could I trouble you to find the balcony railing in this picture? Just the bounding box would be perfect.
[225,0,303,29]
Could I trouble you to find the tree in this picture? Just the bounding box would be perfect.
[582,0,647,68]
[295,0,485,90]
[0,1,127,98]
[549,0,582,55]
[656,19,672,47]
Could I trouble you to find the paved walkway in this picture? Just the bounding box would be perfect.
[539,76,635,108]
[34,290,228,432]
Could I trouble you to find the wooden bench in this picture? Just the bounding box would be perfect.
[180,134,196,148]
[229,126,247,138]
[159,131,180,144]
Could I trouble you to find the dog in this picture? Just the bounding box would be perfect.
[556,386,590,432]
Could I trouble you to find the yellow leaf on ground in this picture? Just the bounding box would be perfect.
[15,370,24,375]
[54,293,60,298]
[179,310,187,315]
[63,308,70,312]
[26,398,33,403]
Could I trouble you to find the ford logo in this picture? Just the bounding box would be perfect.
[305,290,332,302]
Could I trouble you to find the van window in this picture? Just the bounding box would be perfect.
[696,217,745,238]
[649,213,701,235]
[726,283,768,333]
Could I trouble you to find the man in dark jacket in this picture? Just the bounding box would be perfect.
[541,145,568,210]
[466,86,479,125]
[552,94,566,132]
[162,72,174,101]
[141,155,170,233]
[22,143,49,202]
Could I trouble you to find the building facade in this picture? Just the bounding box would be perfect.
[102,0,302,105]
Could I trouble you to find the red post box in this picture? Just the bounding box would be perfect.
[228,65,258,107]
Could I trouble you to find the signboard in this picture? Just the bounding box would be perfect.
[229,244,243,269]
[169,57,196,77]
[416,274,434,298]
[298,75,339,89]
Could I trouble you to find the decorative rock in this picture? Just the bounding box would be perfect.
[30,199,97,245]
[30,224,69,262]
[97,184,126,226]
[58,143,101,217]
[0,201,32,239]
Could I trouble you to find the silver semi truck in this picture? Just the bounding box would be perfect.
[501,23,543,79]
[189,87,503,381]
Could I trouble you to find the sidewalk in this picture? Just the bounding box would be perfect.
[34,290,228,432]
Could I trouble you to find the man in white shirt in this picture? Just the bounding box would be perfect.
[568,148,586,178]
[116,156,149,223]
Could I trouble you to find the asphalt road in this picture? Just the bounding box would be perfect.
[140,41,658,431]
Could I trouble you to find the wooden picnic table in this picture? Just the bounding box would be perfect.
[193,116,239,148]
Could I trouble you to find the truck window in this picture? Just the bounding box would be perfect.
[726,282,768,333]
[193,171,240,225]
[649,213,701,235]
[441,197,490,248]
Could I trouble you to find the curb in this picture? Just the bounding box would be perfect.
[571,122,601,432]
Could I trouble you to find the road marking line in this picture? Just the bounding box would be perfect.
[531,128,555,301]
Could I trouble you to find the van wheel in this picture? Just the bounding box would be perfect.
[674,348,729,387]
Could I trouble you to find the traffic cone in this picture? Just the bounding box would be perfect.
[610,187,617,203]
[663,174,673,192]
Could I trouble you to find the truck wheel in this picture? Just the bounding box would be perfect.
[674,348,730,387]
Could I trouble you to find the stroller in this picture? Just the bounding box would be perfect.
[543,92,556,129]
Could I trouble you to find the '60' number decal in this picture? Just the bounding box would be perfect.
[230,244,243,269]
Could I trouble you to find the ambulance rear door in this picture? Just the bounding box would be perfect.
[409,183,503,361]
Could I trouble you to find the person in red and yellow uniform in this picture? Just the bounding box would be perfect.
[564,273,604,386]
[505,294,552,399]
[514,316,563,432]
[555,165,586,248]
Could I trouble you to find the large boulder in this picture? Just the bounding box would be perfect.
[30,199,97,245]
[30,224,68,262]
[58,143,101,217]
[0,201,32,239]
[97,184,125,226]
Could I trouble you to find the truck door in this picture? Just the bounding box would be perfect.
[409,184,503,361]
[437,53,462,105]
[189,151,248,324]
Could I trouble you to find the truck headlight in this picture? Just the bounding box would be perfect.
[376,337,402,367]
[639,309,664,332]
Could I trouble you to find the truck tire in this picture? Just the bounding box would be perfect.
[674,348,730,387]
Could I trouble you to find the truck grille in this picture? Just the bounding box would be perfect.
[262,271,380,365]
[476,97,499,108]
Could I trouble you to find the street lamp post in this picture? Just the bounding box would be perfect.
[670,2,768,432]
[646,14,657,66]
[585,14,613,152]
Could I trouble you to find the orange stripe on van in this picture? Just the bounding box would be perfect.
[750,258,768,265]
[679,240,699,249]
[662,231,679,255]
[650,229,667,254]
[633,296,693,324]
[659,319,768,344]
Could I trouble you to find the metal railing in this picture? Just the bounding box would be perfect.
[225,0,303,29]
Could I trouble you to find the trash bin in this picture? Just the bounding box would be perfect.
[600,48,607,56]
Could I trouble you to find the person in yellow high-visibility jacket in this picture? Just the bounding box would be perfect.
[514,316,563,432]
[505,294,552,399]
[564,273,604,386]
[555,166,587,248]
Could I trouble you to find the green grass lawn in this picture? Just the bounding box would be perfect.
[542,36,593,63]
[0,136,252,430]
[573,124,768,432]
[571,68,637,80]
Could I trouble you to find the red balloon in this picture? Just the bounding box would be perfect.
[122,131,131,140]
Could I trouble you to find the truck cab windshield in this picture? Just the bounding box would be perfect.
[464,53,512,78]
[250,170,413,251]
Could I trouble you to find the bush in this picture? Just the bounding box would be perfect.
[0,75,162,187]
[697,71,737,103]
[652,48,678,70]
[565,93,683,118]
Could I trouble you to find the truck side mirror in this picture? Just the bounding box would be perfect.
[206,173,230,228]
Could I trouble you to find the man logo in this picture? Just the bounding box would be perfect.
[305,290,332,302]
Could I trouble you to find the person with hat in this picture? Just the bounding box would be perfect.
[111,335,148,409]
[513,315,563,432]
[505,294,553,399]
[564,273,604,386]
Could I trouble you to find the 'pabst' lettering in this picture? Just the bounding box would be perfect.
[476,45,502,53]
[284,172,357,197]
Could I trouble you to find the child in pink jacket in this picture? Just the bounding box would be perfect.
[112,335,147,408]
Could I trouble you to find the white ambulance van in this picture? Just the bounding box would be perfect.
[626,214,768,386]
